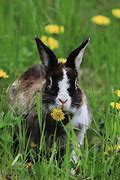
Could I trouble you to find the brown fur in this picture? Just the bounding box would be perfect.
[8,64,46,115]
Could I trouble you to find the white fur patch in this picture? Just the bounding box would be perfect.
[58,69,69,93]
[71,102,90,145]
[75,39,90,71]
[72,103,89,127]
[56,69,71,111]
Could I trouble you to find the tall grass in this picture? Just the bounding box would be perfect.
[0,0,120,179]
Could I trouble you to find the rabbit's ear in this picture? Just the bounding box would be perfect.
[35,37,58,71]
[66,38,90,71]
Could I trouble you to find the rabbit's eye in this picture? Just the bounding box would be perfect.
[47,77,52,89]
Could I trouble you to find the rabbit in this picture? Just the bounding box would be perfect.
[8,37,91,164]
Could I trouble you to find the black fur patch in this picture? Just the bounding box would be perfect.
[66,39,89,69]
[35,37,58,71]
[66,68,77,95]
[65,67,83,108]
[42,63,64,107]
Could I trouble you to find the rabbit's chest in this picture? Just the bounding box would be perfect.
[44,113,69,136]
[43,113,72,149]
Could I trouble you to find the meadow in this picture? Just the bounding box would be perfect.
[0,0,120,179]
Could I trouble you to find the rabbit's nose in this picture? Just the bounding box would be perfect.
[58,98,68,104]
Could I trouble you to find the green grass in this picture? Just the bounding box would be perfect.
[0,0,120,179]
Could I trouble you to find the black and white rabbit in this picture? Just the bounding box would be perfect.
[8,37,91,162]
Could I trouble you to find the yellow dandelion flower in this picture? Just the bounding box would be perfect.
[41,35,59,50]
[58,58,67,64]
[0,69,9,78]
[47,37,59,50]
[112,9,120,19]
[115,90,120,97]
[44,24,64,34]
[110,102,120,110]
[104,144,120,155]
[116,103,120,110]
[30,141,38,148]
[41,35,48,44]
[91,15,111,25]
[24,162,32,169]
[51,108,65,121]
[104,146,114,155]
[110,102,115,108]
[115,144,120,151]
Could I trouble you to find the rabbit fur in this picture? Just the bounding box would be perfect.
[8,37,91,162]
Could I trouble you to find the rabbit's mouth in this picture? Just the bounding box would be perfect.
[47,102,71,112]
[55,97,72,111]
[60,105,70,112]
